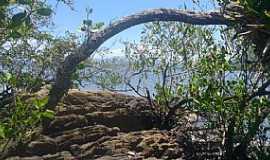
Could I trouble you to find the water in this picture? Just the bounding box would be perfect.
[80,71,270,140]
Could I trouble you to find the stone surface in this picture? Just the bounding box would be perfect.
[4,90,222,160]
[27,136,58,155]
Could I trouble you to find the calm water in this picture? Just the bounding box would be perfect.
[80,71,270,140]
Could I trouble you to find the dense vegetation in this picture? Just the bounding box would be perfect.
[0,0,270,159]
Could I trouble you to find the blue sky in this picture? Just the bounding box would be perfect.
[49,0,215,55]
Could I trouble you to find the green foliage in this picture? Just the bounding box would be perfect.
[0,0,72,155]
[0,0,269,159]
[35,7,53,16]
[237,0,270,22]
[96,72,123,90]
[76,56,128,91]
[122,21,217,118]
[218,0,270,23]
[155,84,174,106]
[80,7,104,32]
[72,63,86,88]
[190,47,266,132]
[105,16,270,158]
[0,1,76,92]
[0,97,54,143]
[0,0,54,40]
[0,30,79,92]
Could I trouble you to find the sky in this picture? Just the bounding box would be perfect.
[49,0,216,56]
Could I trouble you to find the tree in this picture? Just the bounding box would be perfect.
[120,22,215,128]
[94,19,269,159]
[46,8,231,109]
[1,0,269,159]
[45,1,270,159]
[0,0,74,158]
[0,0,75,92]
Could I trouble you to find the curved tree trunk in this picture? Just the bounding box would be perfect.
[46,8,230,109]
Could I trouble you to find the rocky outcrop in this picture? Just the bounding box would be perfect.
[4,90,184,160]
[46,90,157,134]
[4,89,222,160]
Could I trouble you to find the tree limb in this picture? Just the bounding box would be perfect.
[46,8,231,109]
[247,79,270,101]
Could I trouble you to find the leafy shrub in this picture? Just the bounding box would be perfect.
[0,96,54,153]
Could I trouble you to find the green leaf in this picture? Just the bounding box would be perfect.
[9,30,22,38]
[77,63,85,70]
[265,10,270,18]
[33,97,48,109]
[24,15,31,27]
[83,20,92,26]
[36,7,52,16]
[4,72,12,81]
[0,124,6,139]
[11,11,27,27]
[0,0,8,6]
[92,22,104,30]
[41,110,55,119]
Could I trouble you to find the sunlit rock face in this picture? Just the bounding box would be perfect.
[4,90,176,159]
[5,90,223,160]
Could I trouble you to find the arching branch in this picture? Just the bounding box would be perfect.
[46,8,231,109]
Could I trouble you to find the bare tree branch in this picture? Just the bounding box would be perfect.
[247,79,270,101]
